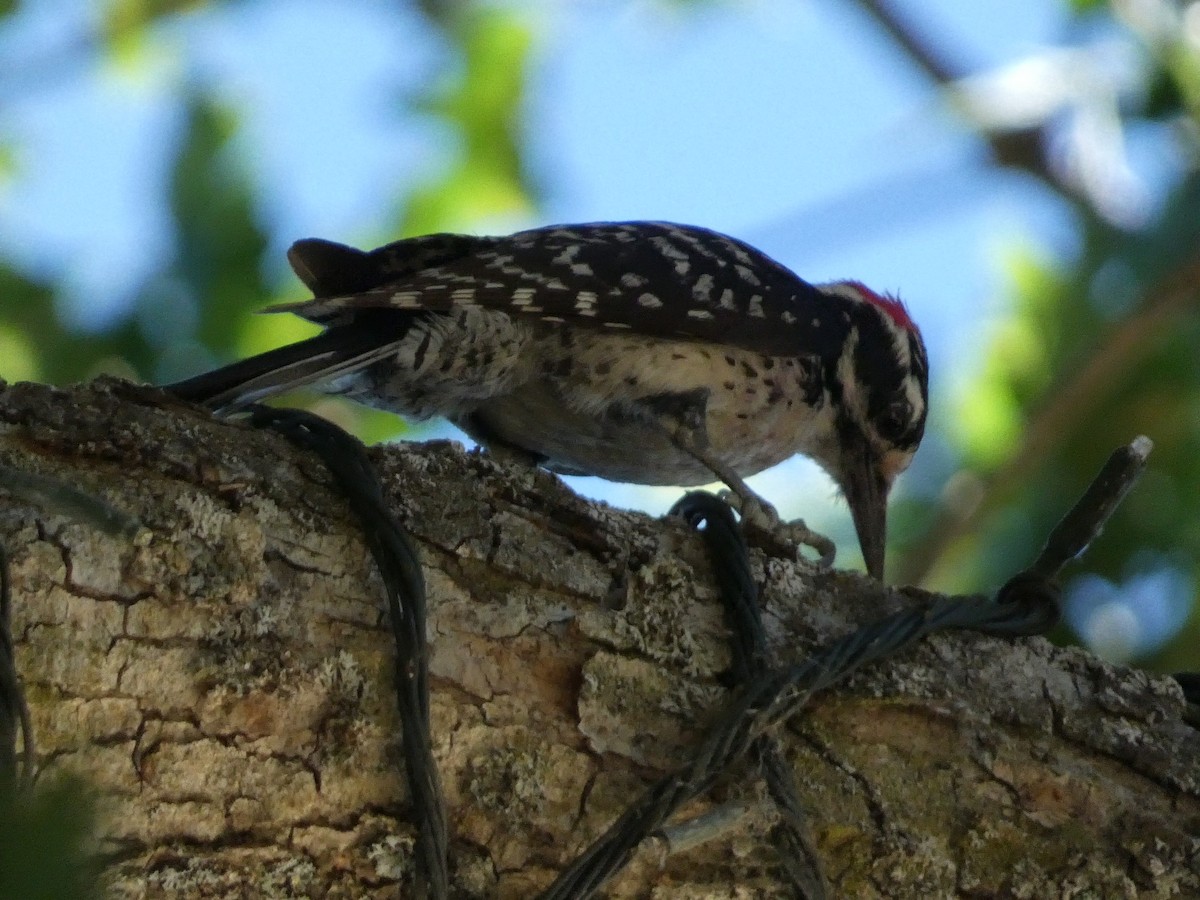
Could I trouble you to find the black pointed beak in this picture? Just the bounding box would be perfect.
[842,438,889,580]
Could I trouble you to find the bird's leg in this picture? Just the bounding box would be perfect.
[668,424,836,567]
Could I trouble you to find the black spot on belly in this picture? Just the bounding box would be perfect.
[638,388,709,430]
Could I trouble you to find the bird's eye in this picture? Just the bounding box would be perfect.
[878,398,912,443]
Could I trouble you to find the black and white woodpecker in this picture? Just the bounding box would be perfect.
[165,222,929,580]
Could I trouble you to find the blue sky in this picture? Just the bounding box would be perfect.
[0,0,1076,562]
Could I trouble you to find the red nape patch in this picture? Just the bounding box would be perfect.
[846,280,917,334]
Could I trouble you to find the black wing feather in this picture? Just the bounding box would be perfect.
[272,223,855,360]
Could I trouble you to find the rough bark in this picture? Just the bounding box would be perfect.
[0,378,1197,899]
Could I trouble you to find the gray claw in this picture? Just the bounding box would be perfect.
[717,490,836,568]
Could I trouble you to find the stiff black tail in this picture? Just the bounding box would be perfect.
[163,319,401,411]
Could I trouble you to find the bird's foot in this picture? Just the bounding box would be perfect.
[718,489,836,567]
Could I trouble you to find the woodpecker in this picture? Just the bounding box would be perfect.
[165,222,928,579]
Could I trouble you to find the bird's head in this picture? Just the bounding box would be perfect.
[815,281,929,581]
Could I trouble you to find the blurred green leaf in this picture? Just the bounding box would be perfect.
[0,777,100,899]
[0,263,143,386]
[954,247,1064,470]
[152,92,270,370]
[0,142,17,184]
[0,323,39,383]
[402,7,535,234]
[102,0,210,48]
[1143,67,1186,120]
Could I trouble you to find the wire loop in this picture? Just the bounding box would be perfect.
[249,406,449,900]
[541,437,1153,899]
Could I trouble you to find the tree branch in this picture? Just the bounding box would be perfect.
[0,379,1197,897]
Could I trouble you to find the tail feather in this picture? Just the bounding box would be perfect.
[286,233,486,299]
[287,240,376,298]
[163,322,400,412]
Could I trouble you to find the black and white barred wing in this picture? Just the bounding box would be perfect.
[272,222,851,360]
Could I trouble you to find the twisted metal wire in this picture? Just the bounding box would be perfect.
[250,407,448,900]
[540,437,1152,899]
[672,492,827,898]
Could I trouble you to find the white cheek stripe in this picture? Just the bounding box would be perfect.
[891,323,910,369]
[902,375,924,422]
[835,328,867,423]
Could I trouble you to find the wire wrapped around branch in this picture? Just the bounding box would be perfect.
[248,407,448,900]
[541,437,1152,899]
[672,492,827,898]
